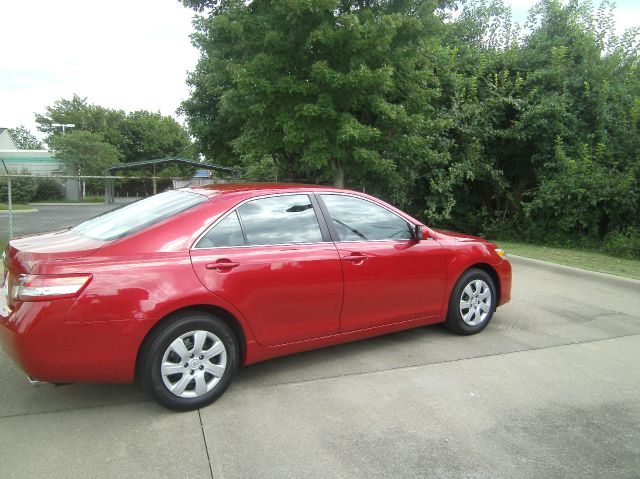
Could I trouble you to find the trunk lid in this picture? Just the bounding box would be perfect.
[2,230,106,309]
[5,229,106,273]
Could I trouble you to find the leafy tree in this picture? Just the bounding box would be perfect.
[181,0,453,194]
[50,131,122,176]
[36,95,191,162]
[120,110,191,162]
[36,95,128,149]
[7,126,43,150]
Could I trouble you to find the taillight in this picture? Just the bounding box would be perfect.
[12,274,92,302]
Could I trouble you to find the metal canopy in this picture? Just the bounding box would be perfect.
[108,157,235,174]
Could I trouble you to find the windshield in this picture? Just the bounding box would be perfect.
[72,190,207,241]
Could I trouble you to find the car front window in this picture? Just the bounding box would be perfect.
[320,194,412,241]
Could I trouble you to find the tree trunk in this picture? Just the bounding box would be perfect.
[331,159,345,188]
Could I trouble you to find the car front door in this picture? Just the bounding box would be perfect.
[318,193,446,333]
[190,194,343,346]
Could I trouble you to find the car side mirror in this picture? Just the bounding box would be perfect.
[413,225,429,241]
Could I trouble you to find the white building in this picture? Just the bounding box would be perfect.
[0,128,62,175]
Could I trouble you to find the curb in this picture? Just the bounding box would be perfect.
[508,254,640,291]
[0,208,38,213]
[28,203,106,206]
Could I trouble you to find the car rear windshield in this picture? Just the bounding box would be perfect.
[72,190,207,241]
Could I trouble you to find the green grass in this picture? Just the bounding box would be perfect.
[0,203,34,210]
[494,240,640,280]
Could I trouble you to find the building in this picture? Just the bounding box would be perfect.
[0,128,61,175]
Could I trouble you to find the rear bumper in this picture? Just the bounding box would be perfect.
[0,296,144,383]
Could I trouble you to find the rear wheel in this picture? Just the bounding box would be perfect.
[139,311,238,411]
[445,268,497,335]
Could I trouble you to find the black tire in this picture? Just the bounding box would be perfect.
[445,268,497,335]
[139,310,239,411]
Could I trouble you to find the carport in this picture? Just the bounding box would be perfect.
[106,157,236,201]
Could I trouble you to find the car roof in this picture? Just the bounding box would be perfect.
[184,182,341,198]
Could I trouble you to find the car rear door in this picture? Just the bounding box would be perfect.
[190,193,343,346]
[318,193,446,333]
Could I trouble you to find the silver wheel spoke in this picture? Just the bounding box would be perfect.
[463,309,475,322]
[171,374,192,396]
[192,331,207,355]
[194,374,208,396]
[460,301,471,310]
[203,363,225,378]
[463,284,474,298]
[203,341,225,359]
[161,362,185,376]
[169,338,190,361]
[474,280,483,294]
[478,289,490,300]
[479,302,490,312]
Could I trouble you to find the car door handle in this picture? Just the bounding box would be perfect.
[343,253,368,263]
[206,260,240,271]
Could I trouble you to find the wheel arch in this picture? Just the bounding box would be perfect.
[135,304,248,378]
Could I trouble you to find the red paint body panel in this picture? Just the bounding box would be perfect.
[336,239,446,331]
[191,243,343,346]
[0,184,512,384]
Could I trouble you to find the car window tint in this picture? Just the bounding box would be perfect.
[237,195,323,246]
[321,194,411,241]
[196,211,246,248]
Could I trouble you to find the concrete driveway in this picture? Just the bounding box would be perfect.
[1,257,639,479]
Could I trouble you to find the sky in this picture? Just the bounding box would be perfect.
[1,0,639,141]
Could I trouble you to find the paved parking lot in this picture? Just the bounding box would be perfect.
[0,199,135,236]
[1,257,639,478]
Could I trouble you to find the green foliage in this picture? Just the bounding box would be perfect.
[37,95,191,163]
[50,131,123,176]
[0,169,36,203]
[7,126,43,150]
[180,0,640,257]
[181,0,452,194]
[33,178,64,201]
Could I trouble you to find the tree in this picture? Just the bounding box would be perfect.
[36,95,192,162]
[36,94,128,149]
[7,126,43,150]
[50,131,122,176]
[120,110,191,162]
[181,0,452,193]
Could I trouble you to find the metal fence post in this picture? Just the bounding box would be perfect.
[7,176,12,240]
[1,160,12,240]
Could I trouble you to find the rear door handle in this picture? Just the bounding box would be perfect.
[206,260,240,271]
[343,253,368,263]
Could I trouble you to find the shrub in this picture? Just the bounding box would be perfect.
[33,178,64,201]
[603,228,640,259]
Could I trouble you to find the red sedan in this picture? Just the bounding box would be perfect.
[0,184,511,410]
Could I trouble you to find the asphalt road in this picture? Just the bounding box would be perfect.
[0,257,639,479]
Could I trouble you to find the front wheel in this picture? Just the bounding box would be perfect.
[139,311,239,411]
[445,268,497,335]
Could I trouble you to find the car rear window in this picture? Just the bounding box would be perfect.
[72,190,207,241]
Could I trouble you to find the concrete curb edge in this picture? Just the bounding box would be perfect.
[508,254,640,290]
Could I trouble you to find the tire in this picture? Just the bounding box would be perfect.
[139,310,239,411]
[445,268,497,335]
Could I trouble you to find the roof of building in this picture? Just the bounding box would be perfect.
[108,157,235,174]
[186,182,335,198]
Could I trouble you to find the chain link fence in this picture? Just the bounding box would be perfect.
[0,173,226,249]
